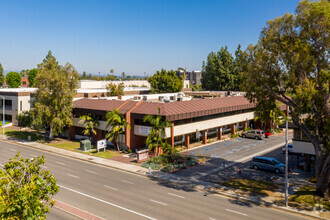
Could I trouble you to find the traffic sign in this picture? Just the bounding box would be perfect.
[2,121,5,126]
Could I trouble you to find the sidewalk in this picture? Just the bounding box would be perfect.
[3,136,328,220]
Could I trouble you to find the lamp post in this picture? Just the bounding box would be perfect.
[0,95,5,139]
[279,116,289,207]
[285,118,288,207]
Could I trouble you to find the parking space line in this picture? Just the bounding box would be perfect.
[9,148,16,152]
[121,180,134,184]
[56,161,65,165]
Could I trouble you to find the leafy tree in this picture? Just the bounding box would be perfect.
[6,72,21,88]
[0,153,59,219]
[201,46,239,91]
[106,74,118,81]
[105,109,130,151]
[16,111,33,127]
[106,82,124,96]
[121,72,126,80]
[110,69,114,74]
[239,0,330,197]
[148,69,183,93]
[27,68,38,87]
[143,108,171,156]
[79,114,100,141]
[81,71,87,79]
[32,50,79,140]
[20,69,29,77]
[0,63,4,86]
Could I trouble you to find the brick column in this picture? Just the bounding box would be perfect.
[243,121,247,131]
[202,130,207,144]
[231,124,235,134]
[185,134,190,149]
[125,112,131,149]
[217,127,222,140]
[171,122,174,148]
[68,126,75,140]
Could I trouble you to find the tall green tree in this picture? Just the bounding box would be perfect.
[201,46,239,91]
[105,109,130,151]
[148,69,183,93]
[79,114,100,141]
[0,153,59,219]
[106,82,124,96]
[32,50,79,140]
[81,71,87,79]
[239,0,330,197]
[28,68,38,87]
[6,71,22,88]
[0,63,4,86]
[20,69,29,77]
[143,108,171,156]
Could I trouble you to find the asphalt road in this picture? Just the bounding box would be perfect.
[0,140,307,220]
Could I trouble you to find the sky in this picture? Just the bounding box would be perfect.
[0,0,300,76]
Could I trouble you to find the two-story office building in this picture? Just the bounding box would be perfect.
[69,96,257,150]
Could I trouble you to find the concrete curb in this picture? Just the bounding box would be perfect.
[54,200,105,220]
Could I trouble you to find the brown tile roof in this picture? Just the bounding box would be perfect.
[73,99,138,114]
[132,96,256,121]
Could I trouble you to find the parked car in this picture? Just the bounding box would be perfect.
[264,131,271,138]
[282,143,293,153]
[242,130,265,140]
[250,157,285,173]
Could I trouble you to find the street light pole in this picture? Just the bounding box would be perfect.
[0,95,5,139]
[285,118,288,207]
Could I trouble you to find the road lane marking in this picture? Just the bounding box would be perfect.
[104,185,118,190]
[30,154,38,157]
[225,209,247,216]
[167,193,184,199]
[56,161,65,165]
[86,170,97,174]
[40,165,47,169]
[209,218,216,220]
[150,199,167,206]
[58,184,157,220]
[67,174,79,178]
[9,148,16,152]
[121,180,134,184]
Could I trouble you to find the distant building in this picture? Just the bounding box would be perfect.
[21,77,29,87]
[176,70,202,86]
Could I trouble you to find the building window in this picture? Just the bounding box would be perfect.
[20,101,22,111]
[23,82,26,85]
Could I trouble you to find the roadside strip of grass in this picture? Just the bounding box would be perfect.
[289,185,330,210]
[221,178,279,196]
[47,141,121,159]
[4,128,121,159]
[4,128,44,141]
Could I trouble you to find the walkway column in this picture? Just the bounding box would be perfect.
[185,134,190,149]
[217,127,222,140]
[231,124,235,135]
[202,130,207,144]
[243,121,247,131]
[171,122,174,148]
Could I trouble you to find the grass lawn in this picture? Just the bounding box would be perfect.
[4,128,44,141]
[221,178,279,196]
[289,185,330,210]
[47,141,121,159]
[0,121,11,126]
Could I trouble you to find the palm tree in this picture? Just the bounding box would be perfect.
[105,109,130,151]
[143,107,171,156]
[79,114,100,141]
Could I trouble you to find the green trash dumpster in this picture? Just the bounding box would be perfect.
[80,139,91,151]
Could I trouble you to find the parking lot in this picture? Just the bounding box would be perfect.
[176,133,294,178]
[183,133,292,162]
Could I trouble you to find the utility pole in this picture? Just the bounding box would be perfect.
[285,118,288,207]
[0,95,5,139]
